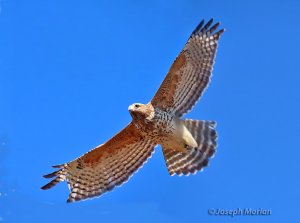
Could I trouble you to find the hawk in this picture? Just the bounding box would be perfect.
[42,19,224,203]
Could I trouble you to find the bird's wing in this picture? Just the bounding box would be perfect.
[151,19,224,117]
[41,123,156,203]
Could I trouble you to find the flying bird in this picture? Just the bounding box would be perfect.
[42,18,224,203]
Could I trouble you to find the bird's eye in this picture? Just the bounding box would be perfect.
[135,104,140,108]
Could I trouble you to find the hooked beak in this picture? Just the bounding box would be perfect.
[128,104,135,112]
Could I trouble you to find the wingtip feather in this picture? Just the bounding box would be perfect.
[41,177,62,190]
[202,18,214,31]
[43,170,60,179]
[213,28,225,39]
[193,19,205,34]
[52,164,65,168]
[192,18,224,37]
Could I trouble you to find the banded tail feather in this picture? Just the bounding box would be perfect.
[162,119,217,176]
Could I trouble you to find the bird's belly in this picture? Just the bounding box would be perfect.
[148,119,184,148]
[138,109,186,150]
[145,115,196,153]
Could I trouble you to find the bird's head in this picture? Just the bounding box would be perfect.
[128,103,151,120]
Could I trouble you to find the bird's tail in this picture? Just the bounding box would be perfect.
[162,119,217,176]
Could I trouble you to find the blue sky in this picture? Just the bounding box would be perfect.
[1,0,300,222]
